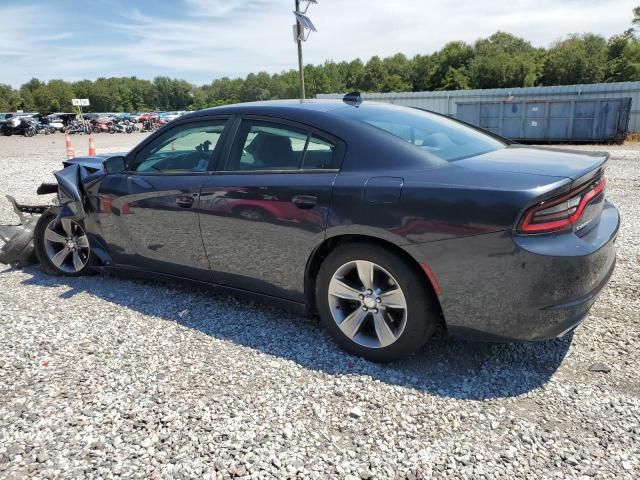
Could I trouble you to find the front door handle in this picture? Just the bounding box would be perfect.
[176,196,195,208]
[292,195,317,209]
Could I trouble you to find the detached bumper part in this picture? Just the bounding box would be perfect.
[0,196,49,267]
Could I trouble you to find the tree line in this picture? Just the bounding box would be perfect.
[2,8,640,113]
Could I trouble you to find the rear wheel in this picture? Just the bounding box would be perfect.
[316,243,438,362]
[34,211,94,276]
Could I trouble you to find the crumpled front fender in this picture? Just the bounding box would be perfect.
[54,163,94,220]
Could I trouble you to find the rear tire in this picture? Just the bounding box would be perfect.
[316,243,438,362]
[34,211,95,277]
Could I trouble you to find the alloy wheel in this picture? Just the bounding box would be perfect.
[328,260,408,349]
[43,218,90,273]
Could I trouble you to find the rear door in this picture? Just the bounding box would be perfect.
[199,117,344,301]
[97,117,230,281]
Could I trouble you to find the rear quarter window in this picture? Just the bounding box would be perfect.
[338,105,506,162]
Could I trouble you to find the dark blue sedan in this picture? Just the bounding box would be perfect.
[1,97,619,362]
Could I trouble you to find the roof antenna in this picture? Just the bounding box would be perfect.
[343,91,362,107]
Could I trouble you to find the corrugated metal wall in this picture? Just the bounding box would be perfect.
[317,81,640,132]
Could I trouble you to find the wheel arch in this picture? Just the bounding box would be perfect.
[304,234,444,321]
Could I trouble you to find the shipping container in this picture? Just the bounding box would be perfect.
[455,98,631,143]
[318,81,640,134]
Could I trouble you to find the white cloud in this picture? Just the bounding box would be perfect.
[0,0,637,87]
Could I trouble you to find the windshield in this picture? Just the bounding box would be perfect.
[337,104,506,161]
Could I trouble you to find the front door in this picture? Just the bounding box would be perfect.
[97,118,229,281]
[199,118,343,301]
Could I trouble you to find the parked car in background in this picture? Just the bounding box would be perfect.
[1,114,37,137]
[46,115,65,132]
[137,112,157,123]
[0,98,619,362]
[163,111,184,122]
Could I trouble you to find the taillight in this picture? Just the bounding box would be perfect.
[518,177,607,234]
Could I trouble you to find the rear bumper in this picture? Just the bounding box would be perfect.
[405,201,620,342]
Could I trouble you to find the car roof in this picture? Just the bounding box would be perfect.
[182,99,418,131]
[196,99,347,115]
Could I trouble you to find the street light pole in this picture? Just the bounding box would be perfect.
[295,0,306,100]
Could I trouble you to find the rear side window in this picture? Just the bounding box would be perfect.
[303,136,335,169]
[338,105,505,161]
[225,120,336,171]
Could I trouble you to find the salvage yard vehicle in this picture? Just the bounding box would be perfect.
[1,114,37,137]
[0,96,619,362]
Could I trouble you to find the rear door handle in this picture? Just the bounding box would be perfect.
[176,196,195,208]
[292,195,317,209]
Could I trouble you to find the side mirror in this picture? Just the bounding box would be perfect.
[103,156,126,174]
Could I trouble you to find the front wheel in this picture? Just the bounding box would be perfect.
[316,243,438,362]
[34,211,95,276]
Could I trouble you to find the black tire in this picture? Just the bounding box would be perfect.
[316,242,438,362]
[34,210,95,277]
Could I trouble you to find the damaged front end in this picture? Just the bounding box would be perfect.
[0,154,125,268]
[0,196,50,267]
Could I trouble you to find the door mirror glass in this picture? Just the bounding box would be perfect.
[103,156,126,174]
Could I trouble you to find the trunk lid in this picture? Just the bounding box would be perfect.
[455,145,608,182]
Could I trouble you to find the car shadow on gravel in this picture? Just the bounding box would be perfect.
[16,268,573,401]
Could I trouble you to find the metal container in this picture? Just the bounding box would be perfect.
[455,98,631,143]
[318,81,640,133]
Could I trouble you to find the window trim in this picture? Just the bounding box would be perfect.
[125,116,232,175]
[216,115,345,174]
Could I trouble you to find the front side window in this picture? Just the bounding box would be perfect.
[225,120,336,171]
[337,105,506,162]
[131,120,227,173]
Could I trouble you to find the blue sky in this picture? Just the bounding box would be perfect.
[1,0,637,87]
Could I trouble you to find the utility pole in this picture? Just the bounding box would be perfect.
[293,1,317,100]
[295,0,306,100]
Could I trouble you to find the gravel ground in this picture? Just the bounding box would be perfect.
[0,133,638,479]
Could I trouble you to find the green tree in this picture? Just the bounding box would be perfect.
[541,34,608,85]
[429,41,474,90]
[0,84,23,111]
[469,32,541,88]
[633,6,640,27]
[344,59,365,90]
[411,54,436,91]
[607,35,640,81]
[360,56,388,91]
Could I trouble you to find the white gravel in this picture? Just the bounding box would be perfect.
[0,134,639,479]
